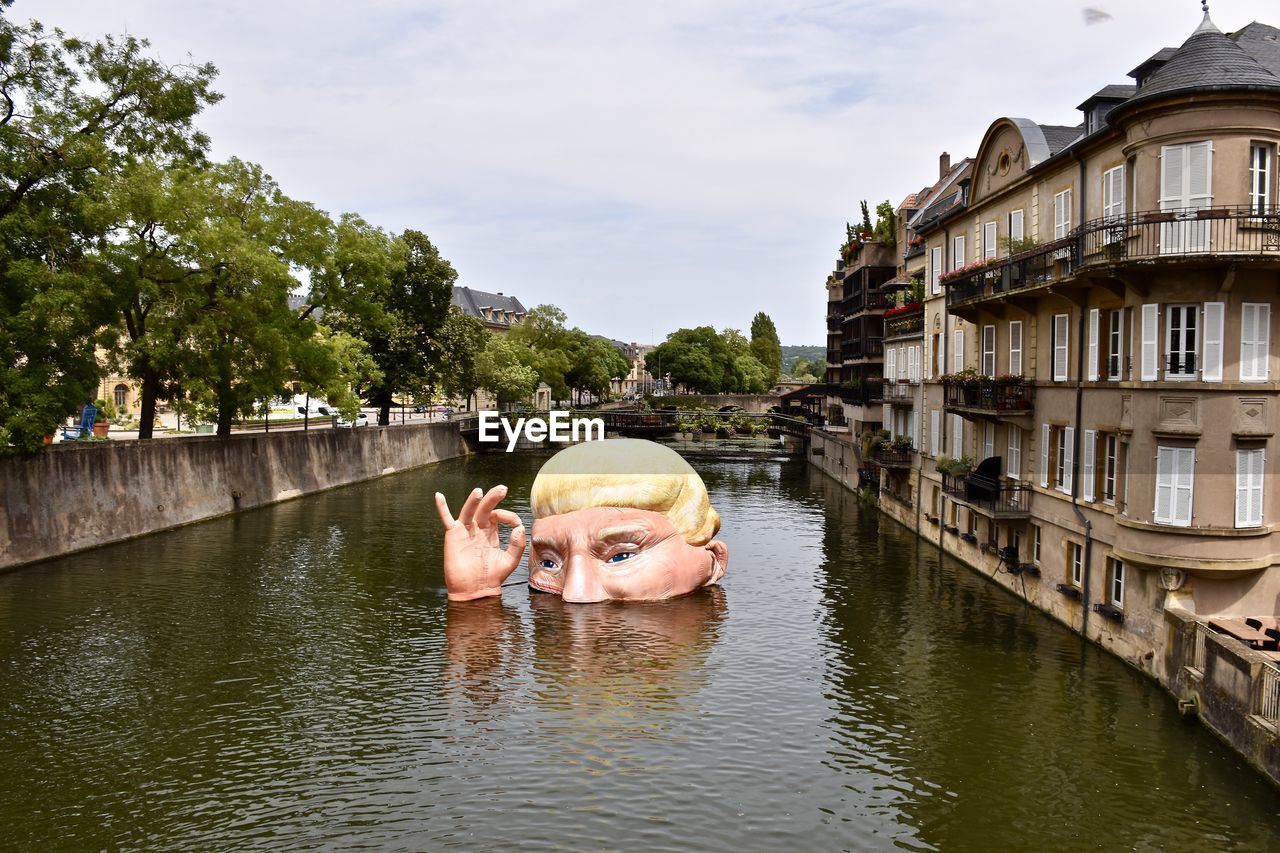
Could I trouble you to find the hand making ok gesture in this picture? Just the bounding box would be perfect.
[435,485,527,601]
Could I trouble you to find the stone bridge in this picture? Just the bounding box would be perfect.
[682,394,782,414]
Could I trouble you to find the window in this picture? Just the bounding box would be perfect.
[1009,209,1025,243]
[1087,309,1100,381]
[1165,304,1198,378]
[886,348,896,380]
[930,409,940,457]
[982,422,994,461]
[930,247,942,294]
[1103,434,1118,504]
[1040,424,1050,488]
[1070,542,1083,587]
[1106,309,1123,380]
[1053,189,1072,240]
[1009,320,1023,376]
[908,345,919,382]
[1102,165,1126,220]
[1248,143,1272,216]
[1052,313,1069,381]
[1008,427,1022,480]
[1236,447,1265,529]
[1160,141,1212,252]
[953,328,964,373]
[1241,302,1271,382]
[1082,429,1096,502]
[1032,524,1042,564]
[113,383,128,409]
[1056,426,1075,495]
[983,221,997,260]
[1108,557,1125,608]
[950,413,964,457]
[1154,446,1195,527]
[1140,303,1160,380]
[981,325,996,376]
[952,235,966,271]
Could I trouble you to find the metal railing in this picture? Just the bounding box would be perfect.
[947,205,1280,308]
[883,380,918,405]
[941,472,1032,515]
[884,309,924,338]
[943,378,1034,413]
[1258,663,1280,724]
[1192,621,1212,673]
[843,290,890,315]
[840,338,885,360]
[871,446,914,468]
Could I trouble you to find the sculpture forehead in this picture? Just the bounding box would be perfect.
[531,506,676,541]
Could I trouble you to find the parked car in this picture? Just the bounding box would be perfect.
[335,412,370,428]
[433,405,452,414]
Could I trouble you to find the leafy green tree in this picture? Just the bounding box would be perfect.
[749,312,783,387]
[646,327,725,393]
[565,332,629,402]
[508,304,574,402]
[430,310,488,409]
[0,5,219,453]
[476,333,539,407]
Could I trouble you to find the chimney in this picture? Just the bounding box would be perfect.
[939,151,951,179]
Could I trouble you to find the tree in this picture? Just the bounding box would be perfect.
[508,304,573,403]
[475,333,539,407]
[0,6,219,453]
[565,331,629,402]
[430,311,488,409]
[646,327,725,393]
[749,312,783,387]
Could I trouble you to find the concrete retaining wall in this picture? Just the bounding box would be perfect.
[1,422,468,571]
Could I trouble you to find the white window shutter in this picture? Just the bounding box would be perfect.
[983,422,994,460]
[1241,303,1271,382]
[914,411,921,449]
[1202,301,1224,382]
[1087,309,1100,381]
[1040,424,1050,488]
[930,409,940,457]
[1155,448,1174,523]
[1236,448,1265,528]
[950,414,963,457]
[931,247,942,294]
[1009,321,1023,375]
[1141,304,1159,380]
[1008,428,1021,479]
[1062,427,1075,494]
[1160,145,1183,208]
[1174,447,1195,526]
[953,328,964,373]
[984,221,997,259]
[1010,210,1024,242]
[982,325,995,376]
[887,347,896,379]
[953,235,966,269]
[1188,141,1213,207]
[1053,314,1069,381]
[1082,430,1096,501]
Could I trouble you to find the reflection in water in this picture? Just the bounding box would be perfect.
[0,453,1277,850]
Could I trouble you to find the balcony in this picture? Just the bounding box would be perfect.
[843,290,890,316]
[841,338,884,362]
[883,380,918,407]
[941,472,1032,518]
[943,377,1034,418]
[883,305,924,339]
[946,205,1280,310]
[870,446,914,469]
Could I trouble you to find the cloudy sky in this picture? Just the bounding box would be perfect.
[27,0,1279,346]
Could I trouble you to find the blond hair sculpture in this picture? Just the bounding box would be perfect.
[530,439,721,546]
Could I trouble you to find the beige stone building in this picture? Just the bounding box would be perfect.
[816,12,1280,745]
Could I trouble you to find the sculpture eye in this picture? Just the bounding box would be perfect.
[606,551,635,564]
[539,559,559,571]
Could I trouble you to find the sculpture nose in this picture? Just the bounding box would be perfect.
[561,554,607,603]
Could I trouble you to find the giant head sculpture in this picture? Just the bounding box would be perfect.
[436,439,728,603]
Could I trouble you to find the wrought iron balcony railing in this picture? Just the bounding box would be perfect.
[941,472,1032,517]
[884,308,924,338]
[943,378,1034,414]
[883,380,918,405]
[946,205,1280,308]
[871,446,914,468]
[841,338,885,360]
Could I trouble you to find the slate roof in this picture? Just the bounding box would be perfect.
[1039,124,1085,155]
[1076,84,1137,110]
[906,159,973,231]
[450,286,527,328]
[1116,14,1280,116]
[1232,22,1280,77]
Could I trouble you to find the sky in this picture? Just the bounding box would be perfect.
[25,0,1280,346]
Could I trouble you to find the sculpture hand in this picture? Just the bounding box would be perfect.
[435,485,527,601]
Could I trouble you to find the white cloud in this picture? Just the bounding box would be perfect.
[24,0,1279,345]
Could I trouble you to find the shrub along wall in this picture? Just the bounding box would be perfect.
[1,422,467,571]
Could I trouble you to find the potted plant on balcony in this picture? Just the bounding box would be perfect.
[92,398,115,437]
[891,435,913,454]
[994,373,1031,410]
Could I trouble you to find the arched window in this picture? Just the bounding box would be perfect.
[113,384,128,409]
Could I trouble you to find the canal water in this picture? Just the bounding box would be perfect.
[1,452,1278,850]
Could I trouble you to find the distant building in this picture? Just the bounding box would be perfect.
[450,286,528,332]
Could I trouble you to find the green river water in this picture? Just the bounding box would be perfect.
[1,451,1278,851]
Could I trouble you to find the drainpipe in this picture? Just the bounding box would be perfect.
[1069,152,1094,639]
[939,224,951,549]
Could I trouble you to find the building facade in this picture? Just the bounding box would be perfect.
[817,12,1280,706]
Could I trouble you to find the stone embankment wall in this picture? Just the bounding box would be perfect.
[1,422,467,571]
